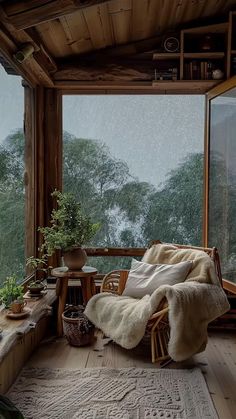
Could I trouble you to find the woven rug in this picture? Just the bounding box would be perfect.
[7,367,217,419]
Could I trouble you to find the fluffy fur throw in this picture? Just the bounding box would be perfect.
[85,244,230,361]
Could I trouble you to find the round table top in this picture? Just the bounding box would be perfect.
[51,265,97,278]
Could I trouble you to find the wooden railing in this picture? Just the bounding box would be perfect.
[84,247,146,257]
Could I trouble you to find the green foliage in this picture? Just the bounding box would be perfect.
[28,280,44,288]
[39,190,100,255]
[2,126,235,281]
[208,150,236,279]
[143,153,204,246]
[26,256,48,271]
[0,275,24,307]
[26,255,52,280]
[0,129,25,284]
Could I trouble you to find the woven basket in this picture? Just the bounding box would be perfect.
[62,305,94,347]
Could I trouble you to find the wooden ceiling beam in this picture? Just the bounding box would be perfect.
[0,22,55,86]
[0,0,113,30]
[53,62,153,82]
[0,25,37,86]
[26,28,58,74]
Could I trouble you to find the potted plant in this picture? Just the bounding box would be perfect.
[26,255,49,295]
[39,190,99,270]
[0,275,25,313]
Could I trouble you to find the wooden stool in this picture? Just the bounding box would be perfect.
[51,266,97,337]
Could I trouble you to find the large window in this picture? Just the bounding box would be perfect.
[63,95,205,272]
[209,88,236,283]
[0,65,25,285]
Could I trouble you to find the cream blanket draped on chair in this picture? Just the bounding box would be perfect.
[85,244,230,361]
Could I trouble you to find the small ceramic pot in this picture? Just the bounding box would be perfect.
[10,300,26,314]
[27,281,46,294]
[63,247,87,270]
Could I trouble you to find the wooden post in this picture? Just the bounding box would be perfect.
[25,86,62,268]
[24,83,36,262]
[35,85,46,255]
[44,89,62,267]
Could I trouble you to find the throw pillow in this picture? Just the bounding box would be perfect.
[122,258,192,298]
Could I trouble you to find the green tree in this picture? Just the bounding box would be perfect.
[63,135,152,249]
[209,151,236,281]
[0,130,25,284]
[143,153,204,246]
[63,134,155,272]
[0,129,209,281]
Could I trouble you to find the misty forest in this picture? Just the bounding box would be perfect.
[0,129,235,285]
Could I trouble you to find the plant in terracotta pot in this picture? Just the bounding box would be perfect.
[39,190,99,270]
[26,255,49,295]
[0,275,24,312]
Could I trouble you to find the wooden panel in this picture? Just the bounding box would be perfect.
[54,63,152,81]
[85,247,146,257]
[152,80,221,93]
[24,85,36,261]
[203,96,209,247]
[131,0,162,40]
[59,11,93,55]
[206,75,236,100]
[108,0,132,45]
[0,20,54,86]
[184,52,225,59]
[36,20,73,58]
[0,25,36,86]
[153,53,180,60]
[0,315,52,393]
[24,331,236,419]
[0,0,113,30]
[182,22,229,34]
[163,0,188,31]
[2,0,236,62]
[83,3,114,49]
[44,89,62,267]
[35,86,46,254]
[227,12,233,79]
[54,80,153,89]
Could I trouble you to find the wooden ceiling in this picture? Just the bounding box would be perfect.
[0,0,236,88]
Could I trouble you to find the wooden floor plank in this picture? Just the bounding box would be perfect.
[25,331,236,418]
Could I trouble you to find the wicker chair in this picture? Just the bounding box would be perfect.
[101,243,223,364]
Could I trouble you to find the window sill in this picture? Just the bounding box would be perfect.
[0,289,57,364]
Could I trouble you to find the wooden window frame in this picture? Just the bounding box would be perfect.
[205,78,236,293]
[23,85,236,293]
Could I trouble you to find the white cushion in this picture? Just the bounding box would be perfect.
[122,259,192,298]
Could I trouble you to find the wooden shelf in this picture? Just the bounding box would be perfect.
[153,52,180,60]
[152,80,222,93]
[184,52,225,59]
[231,50,236,54]
[182,22,228,34]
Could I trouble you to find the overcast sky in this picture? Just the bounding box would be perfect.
[0,65,23,142]
[0,64,205,189]
[63,95,205,188]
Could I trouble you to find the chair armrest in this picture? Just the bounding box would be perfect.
[101,270,129,295]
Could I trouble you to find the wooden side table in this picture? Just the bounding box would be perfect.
[51,266,98,337]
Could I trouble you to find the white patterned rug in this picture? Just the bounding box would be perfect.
[7,367,217,419]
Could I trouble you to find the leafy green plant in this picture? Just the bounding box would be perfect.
[27,281,44,288]
[39,190,100,255]
[26,255,51,284]
[0,275,24,308]
[26,255,47,270]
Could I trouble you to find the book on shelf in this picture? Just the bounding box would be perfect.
[184,61,213,80]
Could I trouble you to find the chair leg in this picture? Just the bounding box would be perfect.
[150,316,170,364]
